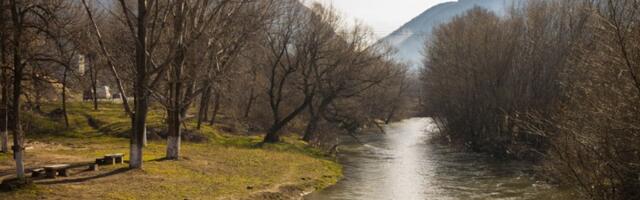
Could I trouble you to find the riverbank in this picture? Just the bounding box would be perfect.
[0,103,342,199]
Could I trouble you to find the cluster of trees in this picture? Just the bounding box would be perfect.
[0,0,410,183]
[421,0,640,199]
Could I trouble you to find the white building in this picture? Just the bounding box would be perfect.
[78,54,86,76]
[96,86,112,99]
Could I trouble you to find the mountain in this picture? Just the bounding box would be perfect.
[380,0,517,68]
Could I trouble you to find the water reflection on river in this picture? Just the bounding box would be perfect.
[305,118,573,200]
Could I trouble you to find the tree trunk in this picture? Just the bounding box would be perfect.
[167,0,185,160]
[10,0,25,181]
[32,73,41,112]
[384,106,397,124]
[302,97,331,142]
[129,71,146,169]
[203,97,209,121]
[196,86,211,130]
[166,108,181,159]
[209,91,221,126]
[142,125,147,147]
[0,79,6,154]
[62,67,69,128]
[90,55,98,111]
[263,125,282,143]
[130,113,145,168]
[385,76,406,124]
[166,74,184,160]
[180,81,194,121]
[263,96,313,143]
[0,118,6,153]
[0,9,8,154]
[302,113,319,142]
[129,0,148,169]
[243,87,255,118]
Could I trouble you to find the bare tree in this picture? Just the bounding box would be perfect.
[81,0,153,168]
[301,19,402,142]
[129,0,149,168]
[83,0,151,168]
[32,2,86,129]
[9,0,28,182]
[258,1,319,143]
[141,0,268,159]
[420,1,640,198]
[88,53,99,110]
[0,0,9,154]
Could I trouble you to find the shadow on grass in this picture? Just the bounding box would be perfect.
[147,157,171,162]
[38,168,131,185]
[0,170,12,178]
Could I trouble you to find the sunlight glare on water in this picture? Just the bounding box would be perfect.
[305,118,573,200]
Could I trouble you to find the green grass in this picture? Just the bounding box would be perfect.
[0,153,7,163]
[0,102,341,199]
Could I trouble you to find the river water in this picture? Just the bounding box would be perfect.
[305,118,573,200]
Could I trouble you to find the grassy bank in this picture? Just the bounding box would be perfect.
[0,102,341,199]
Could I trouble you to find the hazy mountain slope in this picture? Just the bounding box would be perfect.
[381,0,516,68]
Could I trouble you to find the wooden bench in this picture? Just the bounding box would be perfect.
[102,153,125,165]
[0,174,15,185]
[41,162,100,179]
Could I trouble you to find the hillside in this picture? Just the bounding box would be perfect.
[380,0,516,68]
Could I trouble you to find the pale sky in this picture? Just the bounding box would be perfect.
[314,0,453,38]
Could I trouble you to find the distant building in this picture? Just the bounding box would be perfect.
[83,86,112,101]
[97,86,111,99]
[78,54,86,76]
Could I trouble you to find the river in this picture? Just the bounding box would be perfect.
[305,118,573,200]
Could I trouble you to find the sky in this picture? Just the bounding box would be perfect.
[313,0,452,38]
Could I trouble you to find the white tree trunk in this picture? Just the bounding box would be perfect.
[129,142,142,168]
[166,135,180,159]
[14,146,24,180]
[128,0,148,169]
[129,115,144,168]
[143,125,147,147]
[166,109,181,159]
